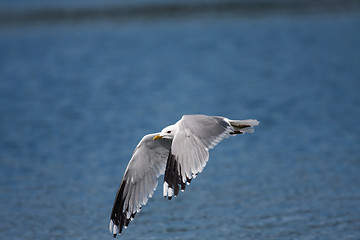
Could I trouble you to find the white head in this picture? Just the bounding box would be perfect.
[153,124,178,140]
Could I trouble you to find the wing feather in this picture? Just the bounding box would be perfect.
[110,133,171,237]
[163,115,232,198]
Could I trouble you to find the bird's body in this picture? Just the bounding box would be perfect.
[109,114,259,237]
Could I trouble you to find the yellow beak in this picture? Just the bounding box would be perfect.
[153,135,163,140]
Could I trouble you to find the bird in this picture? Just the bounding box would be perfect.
[109,114,259,237]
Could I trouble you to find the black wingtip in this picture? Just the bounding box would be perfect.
[164,151,186,198]
[110,180,128,237]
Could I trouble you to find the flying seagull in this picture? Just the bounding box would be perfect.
[109,114,259,237]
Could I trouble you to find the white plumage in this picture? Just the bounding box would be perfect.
[109,114,259,237]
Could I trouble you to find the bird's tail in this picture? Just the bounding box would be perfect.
[228,119,259,134]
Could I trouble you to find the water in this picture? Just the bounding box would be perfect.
[0,8,360,240]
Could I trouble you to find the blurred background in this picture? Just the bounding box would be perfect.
[1,0,360,239]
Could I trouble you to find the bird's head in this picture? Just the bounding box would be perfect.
[153,124,178,140]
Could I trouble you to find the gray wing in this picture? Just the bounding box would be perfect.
[110,133,172,237]
[163,115,233,199]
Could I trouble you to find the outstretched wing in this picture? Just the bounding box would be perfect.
[110,133,172,237]
[163,115,233,199]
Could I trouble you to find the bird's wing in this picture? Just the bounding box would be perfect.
[110,133,172,237]
[163,115,233,199]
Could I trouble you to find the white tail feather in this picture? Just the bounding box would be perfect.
[228,119,259,133]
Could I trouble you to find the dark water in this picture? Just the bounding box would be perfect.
[0,8,360,240]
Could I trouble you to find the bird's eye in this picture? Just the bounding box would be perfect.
[167,131,171,134]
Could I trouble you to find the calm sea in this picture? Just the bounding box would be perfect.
[0,4,360,240]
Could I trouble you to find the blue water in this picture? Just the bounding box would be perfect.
[1,8,360,240]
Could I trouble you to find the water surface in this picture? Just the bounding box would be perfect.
[0,9,359,240]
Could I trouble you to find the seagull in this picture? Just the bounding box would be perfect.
[109,114,259,237]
